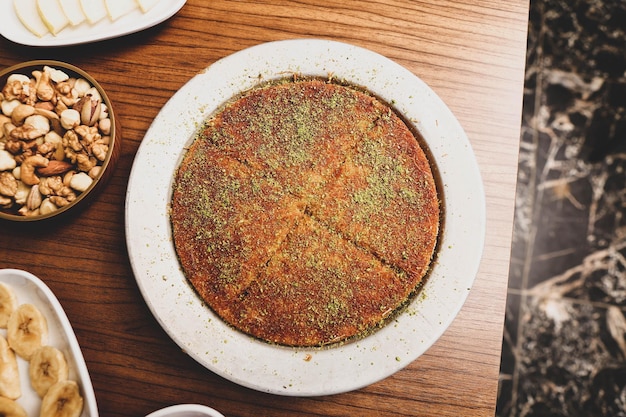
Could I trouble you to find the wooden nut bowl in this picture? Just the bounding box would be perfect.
[0,60,120,223]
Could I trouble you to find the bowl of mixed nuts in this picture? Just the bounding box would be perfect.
[0,60,120,222]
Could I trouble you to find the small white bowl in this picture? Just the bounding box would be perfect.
[146,404,225,417]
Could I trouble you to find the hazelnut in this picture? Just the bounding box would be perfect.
[60,109,80,130]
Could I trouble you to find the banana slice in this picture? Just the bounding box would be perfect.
[40,380,84,417]
[29,345,70,398]
[0,397,27,417]
[0,335,21,400]
[7,303,48,360]
[0,282,18,328]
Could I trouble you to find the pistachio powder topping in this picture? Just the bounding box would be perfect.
[170,78,440,347]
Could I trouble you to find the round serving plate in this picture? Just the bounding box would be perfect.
[125,38,486,396]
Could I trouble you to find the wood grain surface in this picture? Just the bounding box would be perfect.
[0,1,529,416]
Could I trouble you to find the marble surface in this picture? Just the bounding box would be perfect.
[497,0,626,416]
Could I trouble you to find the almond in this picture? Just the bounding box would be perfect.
[36,160,73,176]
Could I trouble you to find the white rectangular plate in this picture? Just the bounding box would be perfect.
[0,0,186,47]
[0,269,98,417]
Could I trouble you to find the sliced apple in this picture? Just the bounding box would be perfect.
[14,0,50,37]
[58,0,86,26]
[135,0,158,13]
[36,0,70,35]
[105,0,137,20]
[79,0,107,24]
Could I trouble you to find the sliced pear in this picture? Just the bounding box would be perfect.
[13,0,50,37]
[36,0,70,35]
[105,0,137,20]
[136,0,158,13]
[79,0,108,24]
[104,0,139,20]
[58,0,86,26]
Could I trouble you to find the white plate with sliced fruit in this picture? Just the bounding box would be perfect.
[0,0,186,47]
[0,269,98,417]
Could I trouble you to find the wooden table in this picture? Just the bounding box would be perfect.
[0,1,529,416]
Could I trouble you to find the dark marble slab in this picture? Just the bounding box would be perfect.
[497,0,626,416]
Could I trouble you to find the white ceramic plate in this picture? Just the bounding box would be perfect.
[0,0,186,47]
[0,269,98,416]
[146,404,225,417]
[125,39,486,396]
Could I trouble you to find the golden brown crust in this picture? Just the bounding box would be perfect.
[171,79,440,347]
